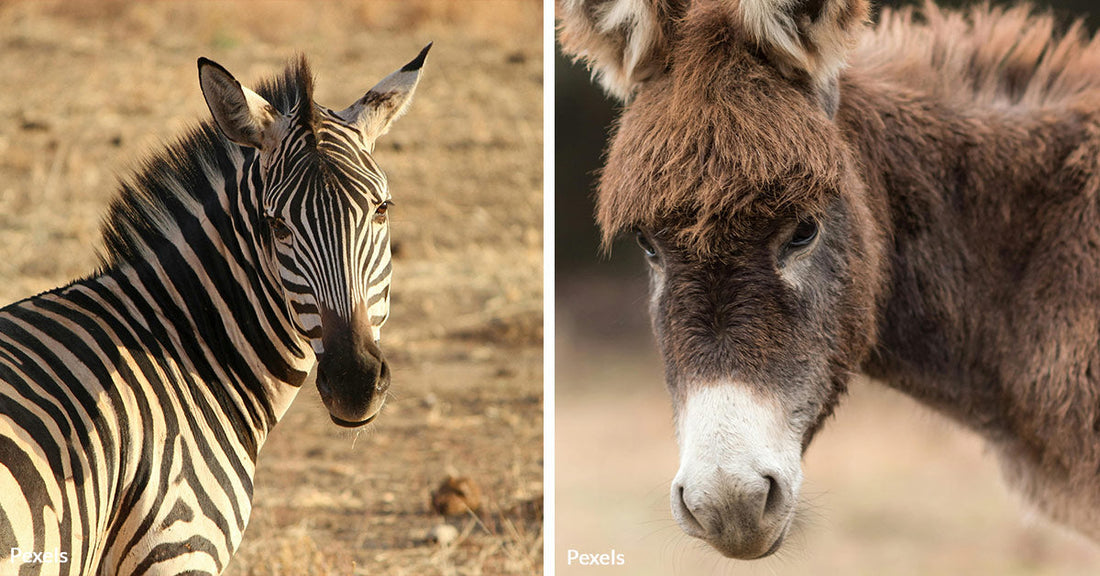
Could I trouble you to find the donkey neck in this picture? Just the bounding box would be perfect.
[838,72,1100,438]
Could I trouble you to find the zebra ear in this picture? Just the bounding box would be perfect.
[198,57,278,150]
[339,43,431,147]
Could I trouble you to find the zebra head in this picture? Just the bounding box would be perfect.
[197,47,429,427]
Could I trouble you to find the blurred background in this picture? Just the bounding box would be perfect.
[556,1,1100,574]
[0,1,542,575]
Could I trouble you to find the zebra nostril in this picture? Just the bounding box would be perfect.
[376,359,391,390]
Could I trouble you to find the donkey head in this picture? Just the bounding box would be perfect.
[197,47,429,427]
[561,0,885,559]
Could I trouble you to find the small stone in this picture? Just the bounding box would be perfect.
[426,523,459,546]
[430,475,482,517]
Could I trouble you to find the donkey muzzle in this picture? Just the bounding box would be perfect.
[316,307,390,427]
[671,383,803,559]
[671,465,795,558]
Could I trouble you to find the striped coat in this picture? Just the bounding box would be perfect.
[0,46,428,576]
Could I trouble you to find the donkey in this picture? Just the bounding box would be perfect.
[560,0,1100,559]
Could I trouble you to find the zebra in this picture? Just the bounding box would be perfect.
[0,45,429,576]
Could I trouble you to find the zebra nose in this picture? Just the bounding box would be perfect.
[317,307,389,427]
[317,342,389,427]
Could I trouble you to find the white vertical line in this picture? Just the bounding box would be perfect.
[543,0,557,573]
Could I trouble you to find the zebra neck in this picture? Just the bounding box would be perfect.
[93,126,317,450]
[92,223,313,455]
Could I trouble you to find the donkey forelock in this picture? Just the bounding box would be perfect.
[596,1,847,254]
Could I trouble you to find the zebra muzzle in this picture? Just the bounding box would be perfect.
[316,308,391,427]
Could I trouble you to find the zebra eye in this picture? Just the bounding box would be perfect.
[267,217,292,241]
[634,228,658,259]
[374,201,390,223]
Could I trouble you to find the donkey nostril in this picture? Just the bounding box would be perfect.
[673,483,706,534]
[762,474,785,517]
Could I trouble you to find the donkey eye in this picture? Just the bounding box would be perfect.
[787,218,819,250]
[267,216,292,241]
[634,229,658,259]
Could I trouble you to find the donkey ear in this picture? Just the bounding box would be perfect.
[338,43,431,148]
[198,58,279,150]
[737,0,869,112]
[557,0,682,102]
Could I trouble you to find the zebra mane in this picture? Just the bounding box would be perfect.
[254,55,317,130]
[97,57,317,269]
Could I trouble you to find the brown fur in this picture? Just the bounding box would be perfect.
[562,0,1100,546]
[558,0,869,100]
[557,0,687,100]
[596,2,846,254]
[845,3,1100,535]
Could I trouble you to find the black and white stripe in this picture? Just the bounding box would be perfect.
[0,46,427,576]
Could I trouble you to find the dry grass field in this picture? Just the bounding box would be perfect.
[556,276,1100,576]
[0,1,542,574]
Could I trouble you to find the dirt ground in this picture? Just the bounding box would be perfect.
[556,276,1100,576]
[0,2,542,574]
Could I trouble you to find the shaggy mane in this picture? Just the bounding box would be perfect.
[99,56,316,268]
[856,2,1100,108]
